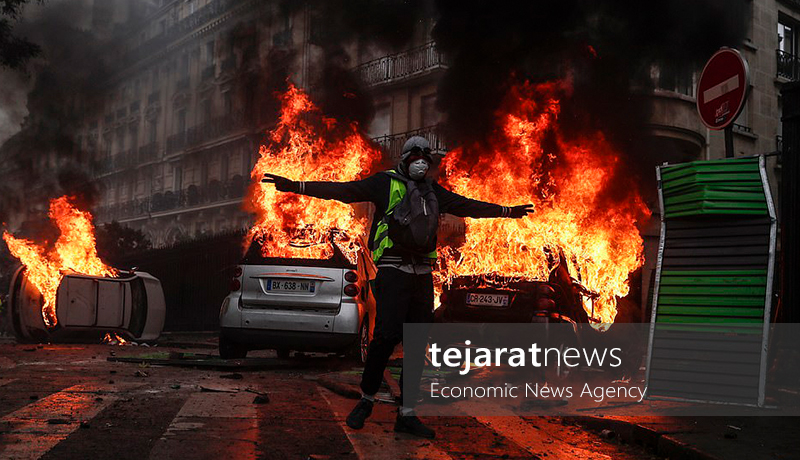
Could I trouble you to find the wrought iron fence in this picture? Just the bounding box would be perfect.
[371,125,448,162]
[778,50,800,81]
[357,42,447,86]
[95,176,248,222]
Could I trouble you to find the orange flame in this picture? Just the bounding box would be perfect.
[3,196,117,328]
[102,332,128,345]
[439,79,650,327]
[247,83,380,263]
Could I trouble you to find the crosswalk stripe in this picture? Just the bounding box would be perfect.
[319,387,453,460]
[0,384,118,460]
[474,412,612,460]
[148,388,258,460]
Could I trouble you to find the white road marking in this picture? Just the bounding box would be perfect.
[319,387,453,460]
[148,390,258,460]
[0,384,117,460]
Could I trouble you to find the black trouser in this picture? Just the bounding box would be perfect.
[360,267,433,407]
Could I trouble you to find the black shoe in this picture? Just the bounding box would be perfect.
[346,398,374,430]
[394,412,435,439]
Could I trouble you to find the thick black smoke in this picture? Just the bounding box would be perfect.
[0,1,148,226]
[432,0,750,208]
[433,0,750,153]
[279,0,429,130]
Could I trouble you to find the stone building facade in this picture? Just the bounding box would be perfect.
[79,0,446,246]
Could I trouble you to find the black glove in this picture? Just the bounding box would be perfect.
[262,173,300,193]
[508,204,534,219]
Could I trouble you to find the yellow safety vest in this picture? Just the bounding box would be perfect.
[372,170,438,263]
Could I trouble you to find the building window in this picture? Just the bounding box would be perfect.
[201,98,212,123]
[223,92,233,114]
[655,65,695,97]
[421,94,439,127]
[130,127,139,152]
[778,17,800,80]
[148,121,157,144]
[206,40,215,64]
[116,128,126,153]
[180,54,189,78]
[177,109,186,133]
[369,103,391,138]
[173,166,182,191]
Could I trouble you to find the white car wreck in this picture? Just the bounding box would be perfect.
[8,267,166,343]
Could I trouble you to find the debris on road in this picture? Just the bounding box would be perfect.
[199,385,239,393]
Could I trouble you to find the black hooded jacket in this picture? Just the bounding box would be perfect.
[300,170,509,260]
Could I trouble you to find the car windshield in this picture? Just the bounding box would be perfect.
[241,235,357,269]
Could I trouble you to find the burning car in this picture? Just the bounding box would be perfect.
[435,253,591,326]
[218,234,376,360]
[9,266,166,343]
[3,196,166,344]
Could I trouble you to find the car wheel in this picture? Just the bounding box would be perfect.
[219,335,248,359]
[276,349,291,359]
[346,316,370,363]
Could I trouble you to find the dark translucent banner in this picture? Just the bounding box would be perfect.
[401,323,800,416]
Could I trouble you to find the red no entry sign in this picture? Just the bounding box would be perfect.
[696,48,750,130]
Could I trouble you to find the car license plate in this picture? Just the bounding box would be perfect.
[466,293,508,307]
[266,279,315,293]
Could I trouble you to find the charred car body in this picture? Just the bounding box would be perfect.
[435,254,592,326]
[219,235,376,360]
[9,267,166,343]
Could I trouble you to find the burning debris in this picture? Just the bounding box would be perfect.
[3,195,117,327]
[438,79,651,326]
[102,333,128,346]
[247,83,381,264]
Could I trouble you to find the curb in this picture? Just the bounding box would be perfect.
[573,416,721,460]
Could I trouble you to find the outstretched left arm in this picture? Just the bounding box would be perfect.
[434,183,534,219]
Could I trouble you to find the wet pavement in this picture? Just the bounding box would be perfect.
[0,337,665,460]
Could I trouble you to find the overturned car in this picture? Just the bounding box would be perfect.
[8,267,166,343]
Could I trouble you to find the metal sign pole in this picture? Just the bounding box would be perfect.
[725,126,734,158]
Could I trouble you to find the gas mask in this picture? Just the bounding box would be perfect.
[408,158,430,180]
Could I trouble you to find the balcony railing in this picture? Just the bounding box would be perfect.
[186,110,248,148]
[167,131,187,155]
[92,157,114,176]
[371,125,448,162]
[357,42,447,87]
[94,176,248,222]
[778,49,800,81]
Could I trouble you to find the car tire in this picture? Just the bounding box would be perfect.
[276,349,291,359]
[347,316,370,363]
[219,335,248,359]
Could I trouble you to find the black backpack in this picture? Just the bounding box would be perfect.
[383,171,440,254]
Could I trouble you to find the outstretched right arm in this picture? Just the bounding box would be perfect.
[262,173,385,204]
